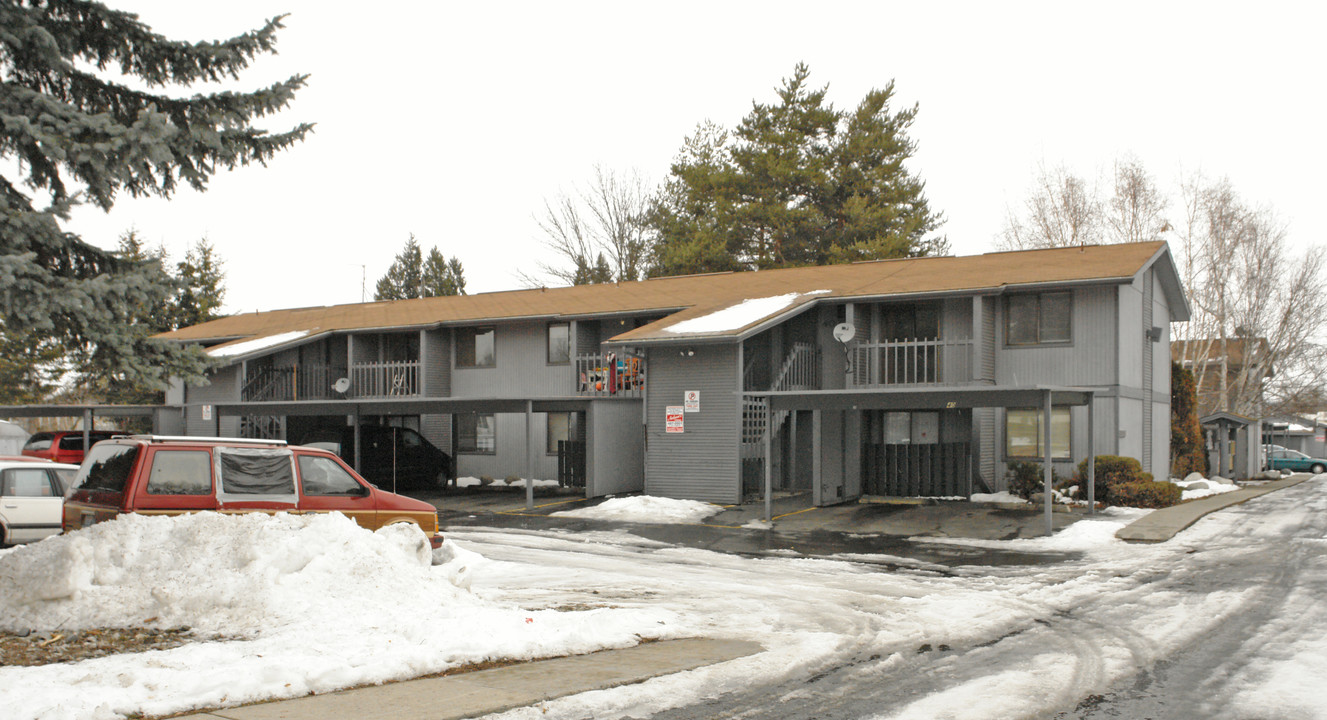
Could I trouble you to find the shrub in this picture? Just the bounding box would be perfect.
[1075,455,1146,504]
[1006,461,1066,500]
[1111,480,1182,509]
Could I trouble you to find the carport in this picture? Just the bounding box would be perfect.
[206,396,636,509]
[744,385,1098,534]
[0,404,172,450]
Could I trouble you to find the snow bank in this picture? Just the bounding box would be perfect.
[970,491,1027,504]
[553,496,724,524]
[0,513,676,720]
[1170,474,1241,501]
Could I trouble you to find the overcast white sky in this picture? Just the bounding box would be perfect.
[63,1,1326,315]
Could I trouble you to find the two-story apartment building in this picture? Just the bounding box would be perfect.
[157,241,1188,508]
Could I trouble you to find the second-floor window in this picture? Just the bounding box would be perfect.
[547,323,570,364]
[456,326,495,367]
[1006,292,1071,346]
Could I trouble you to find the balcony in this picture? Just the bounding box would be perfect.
[242,361,419,401]
[848,338,973,387]
[576,353,644,398]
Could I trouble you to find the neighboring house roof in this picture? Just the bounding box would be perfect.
[1171,338,1272,369]
[1201,411,1258,426]
[160,241,1184,360]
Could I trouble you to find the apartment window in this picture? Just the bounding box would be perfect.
[456,326,495,367]
[1006,407,1071,459]
[1006,292,1071,345]
[456,413,496,454]
[547,323,570,364]
[546,412,578,454]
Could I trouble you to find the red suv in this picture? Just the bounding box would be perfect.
[22,430,119,464]
[63,435,443,549]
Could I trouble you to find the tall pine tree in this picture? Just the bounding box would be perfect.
[375,235,466,300]
[649,64,944,275]
[0,2,311,390]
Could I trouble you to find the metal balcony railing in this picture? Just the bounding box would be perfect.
[575,353,644,398]
[849,338,973,387]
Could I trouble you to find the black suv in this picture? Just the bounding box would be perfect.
[297,425,452,492]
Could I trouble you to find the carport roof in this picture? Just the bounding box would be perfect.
[747,386,1096,412]
[159,241,1183,360]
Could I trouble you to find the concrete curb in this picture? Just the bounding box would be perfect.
[1115,474,1316,543]
[176,637,762,720]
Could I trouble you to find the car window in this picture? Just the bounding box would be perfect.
[51,468,75,493]
[147,450,213,495]
[3,468,57,497]
[218,449,295,495]
[401,429,422,447]
[58,434,87,450]
[23,434,53,452]
[1288,450,1309,459]
[298,455,364,496]
[72,444,141,493]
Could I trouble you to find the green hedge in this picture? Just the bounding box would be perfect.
[1111,480,1181,509]
[1006,461,1067,500]
[1074,455,1149,505]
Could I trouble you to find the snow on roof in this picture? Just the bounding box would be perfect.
[663,291,829,335]
[207,330,310,358]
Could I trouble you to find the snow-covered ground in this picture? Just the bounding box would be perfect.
[2,478,1324,720]
[455,476,560,489]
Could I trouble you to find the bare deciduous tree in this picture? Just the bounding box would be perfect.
[526,166,652,286]
[1171,174,1327,416]
[998,165,1102,249]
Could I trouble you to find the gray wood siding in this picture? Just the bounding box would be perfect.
[422,329,450,397]
[995,285,1117,387]
[1117,279,1144,387]
[644,345,740,503]
[588,400,645,497]
[451,321,575,398]
[455,411,560,480]
[1142,269,1154,470]
[184,365,241,436]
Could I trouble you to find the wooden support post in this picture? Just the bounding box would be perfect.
[526,400,535,511]
[1087,393,1096,515]
[764,399,773,523]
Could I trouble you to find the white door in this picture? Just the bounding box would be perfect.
[1,468,64,544]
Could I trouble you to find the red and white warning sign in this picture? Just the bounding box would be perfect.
[684,390,700,412]
[665,405,685,433]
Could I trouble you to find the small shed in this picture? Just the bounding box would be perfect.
[0,420,29,455]
[1201,411,1261,480]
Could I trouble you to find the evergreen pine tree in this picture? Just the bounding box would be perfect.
[377,235,466,300]
[375,235,425,300]
[174,239,227,329]
[1171,362,1208,476]
[0,2,311,390]
[649,64,943,276]
[422,247,467,297]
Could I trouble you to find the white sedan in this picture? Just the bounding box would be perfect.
[0,459,77,545]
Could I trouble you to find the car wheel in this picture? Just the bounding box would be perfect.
[1311,464,1325,474]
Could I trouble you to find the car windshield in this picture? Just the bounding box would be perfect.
[23,434,53,452]
[71,443,141,494]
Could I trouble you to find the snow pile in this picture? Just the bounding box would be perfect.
[970,491,1027,504]
[456,476,560,489]
[1170,473,1241,501]
[553,496,724,524]
[664,291,829,335]
[0,513,677,720]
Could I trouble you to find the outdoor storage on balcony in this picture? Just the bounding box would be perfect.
[846,300,975,387]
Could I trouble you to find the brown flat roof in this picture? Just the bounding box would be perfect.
[161,241,1171,353]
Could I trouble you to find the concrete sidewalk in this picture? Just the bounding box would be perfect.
[177,638,761,720]
[1116,474,1316,542]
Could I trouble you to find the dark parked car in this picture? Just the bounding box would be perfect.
[297,425,452,492]
[22,431,119,464]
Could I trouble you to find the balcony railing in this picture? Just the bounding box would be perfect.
[576,353,644,398]
[351,360,420,397]
[242,362,419,401]
[849,338,973,387]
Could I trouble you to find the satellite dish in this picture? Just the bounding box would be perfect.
[833,323,856,343]
[333,377,351,394]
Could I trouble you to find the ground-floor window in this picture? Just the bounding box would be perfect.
[1006,407,1071,459]
[456,413,496,454]
[546,412,579,454]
